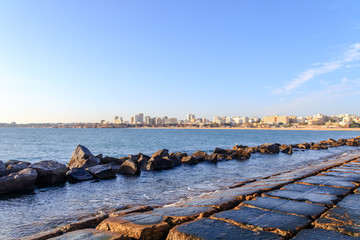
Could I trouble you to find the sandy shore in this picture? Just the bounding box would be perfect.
[137,126,360,131]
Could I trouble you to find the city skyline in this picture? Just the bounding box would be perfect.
[1,1,360,123]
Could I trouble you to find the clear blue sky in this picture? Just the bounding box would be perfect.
[0,0,360,123]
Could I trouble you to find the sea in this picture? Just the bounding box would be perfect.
[0,128,360,239]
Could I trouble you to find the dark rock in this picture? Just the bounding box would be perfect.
[118,159,140,175]
[0,168,37,194]
[67,145,99,169]
[152,149,169,159]
[94,154,103,160]
[346,139,360,146]
[337,139,348,146]
[138,154,153,171]
[66,167,94,182]
[204,153,218,163]
[259,143,280,154]
[191,151,207,161]
[216,154,232,161]
[280,144,293,154]
[5,160,31,167]
[169,153,183,166]
[30,160,67,185]
[86,164,116,179]
[59,213,109,233]
[167,218,282,240]
[181,156,198,165]
[100,156,125,165]
[6,162,29,174]
[97,214,170,240]
[151,155,174,170]
[213,147,232,155]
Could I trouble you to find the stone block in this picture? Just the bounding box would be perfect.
[265,189,338,206]
[292,228,358,240]
[213,206,311,237]
[51,229,132,240]
[242,197,326,218]
[97,214,170,240]
[282,183,350,197]
[298,176,356,188]
[166,218,283,240]
[180,196,240,210]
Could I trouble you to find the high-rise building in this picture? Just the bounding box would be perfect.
[187,114,195,122]
[114,116,123,124]
[134,113,144,124]
[145,116,151,125]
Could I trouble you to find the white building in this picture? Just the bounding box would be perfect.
[187,114,195,122]
[134,113,144,124]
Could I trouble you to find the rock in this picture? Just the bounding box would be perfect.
[246,146,259,153]
[280,144,293,154]
[5,160,31,167]
[87,164,116,179]
[230,149,251,160]
[259,143,280,154]
[118,159,140,175]
[150,156,174,170]
[66,167,94,182]
[310,143,328,150]
[152,149,169,159]
[181,156,198,165]
[59,213,109,233]
[138,154,153,171]
[204,153,218,163]
[216,154,232,161]
[0,168,37,194]
[94,154,103,160]
[6,161,29,174]
[346,139,360,146]
[298,143,310,149]
[164,155,180,167]
[30,160,67,185]
[232,145,248,150]
[67,145,100,169]
[337,139,347,146]
[0,160,7,177]
[101,156,126,165]
[191,151,207,161]
[213,147,232,155]
[169,153,183,166]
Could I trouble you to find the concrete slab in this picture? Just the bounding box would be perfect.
[282,183,350,197]
[298,176,357,188]
[242,197,326,218]
[265,189,338,206]
[207,187,262,198]
[166,218,283,240]
[320,171,360,180]
[213,206,311,237]
[314,206,360,237]
[337,194,360,210]
[331,168,360,174]
[51,229,132,240]
[96,214,170,240]
[292,228,359,240]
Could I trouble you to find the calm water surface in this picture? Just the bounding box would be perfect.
[0,128,360,239]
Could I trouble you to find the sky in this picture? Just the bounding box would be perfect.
[0,0,360,123]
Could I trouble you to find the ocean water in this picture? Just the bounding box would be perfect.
[0,128,360,239]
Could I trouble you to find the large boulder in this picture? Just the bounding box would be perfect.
[118,159,140,175]
[181,156,199,165]
[280,144,293,154]
[30,160,68,185]
[246,147,259,153]
[169,152,185,166]
[66,168,94,183]
[86,164,116,179]
[232,145,248,150]
[152,149,169,159]
[191,151,208,161]
[100,156,126,165]
[67,145,99,169]
[213,147,232,155]
[138,154,152,171]
[259,143,280,154]
[5,160,31,167]
[310,143,328,150]
[140,149,174,171]
[6,162,29,174]
[346,139,360,146]
[204,153,218,163]
[298,143,310,149]
[0,168,37,194]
